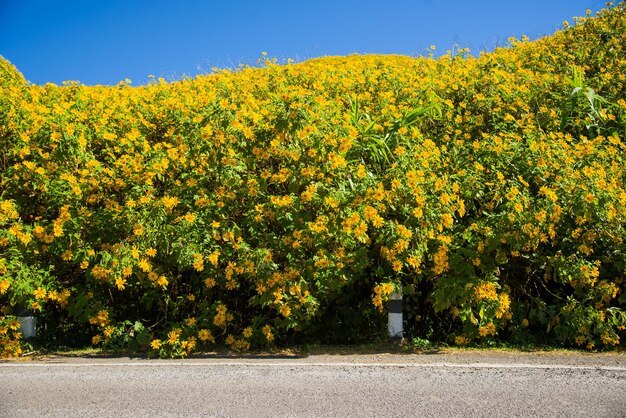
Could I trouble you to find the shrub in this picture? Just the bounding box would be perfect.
[1,4,625,357]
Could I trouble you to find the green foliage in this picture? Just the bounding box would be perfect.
[1,4,626,357]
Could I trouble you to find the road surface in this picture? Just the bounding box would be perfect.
[1,351,625,417]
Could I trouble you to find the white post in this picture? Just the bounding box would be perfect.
[16,306,37,340]
[17,316,37,339]
[388,289,403,341]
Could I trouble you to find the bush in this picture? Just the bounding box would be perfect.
[1,4,625,357]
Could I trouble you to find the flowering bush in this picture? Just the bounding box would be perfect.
[1,4,625,357]
[0,316,23,357]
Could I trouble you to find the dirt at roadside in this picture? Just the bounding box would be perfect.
[4,347,625,368]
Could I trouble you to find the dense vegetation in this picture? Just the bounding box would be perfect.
[1,4,625,357]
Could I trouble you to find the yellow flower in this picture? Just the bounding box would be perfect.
[371,215,384,229]
[192,253,204,272]
[161,196,180,210]
[198,329,214,343]
[441,213,454,229]
[167,329,181,345]
[53,224,63,237]
[396,225,412,239]
[213,314,226,327]
[132,224,144,236]
[185,337,197,353]
[18,232,32,245]
[474,282,498,301]
[0,279,10,294]
[115,278,126,290]
[89,310,110,327]
[156,276,169,288]
[243,327,253,338]
[137,259,152,272]
[364,206,378,221]
[478,322,496,337]
[262,325,274,342]
[454,335,470,346]
[103,326,114,338]
[150,339,162,349]
[496,293,511,319]
[33,287,47,299]
[279,305,291,317]
[207,251,220,267]
[432,245,449,274]
[270,195,293,207]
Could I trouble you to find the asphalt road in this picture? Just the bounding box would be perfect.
[1,351,625,417]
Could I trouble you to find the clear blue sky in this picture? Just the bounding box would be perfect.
[0,0,605,86]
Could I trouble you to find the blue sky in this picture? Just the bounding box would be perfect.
[0,0,605,86]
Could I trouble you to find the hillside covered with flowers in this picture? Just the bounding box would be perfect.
[1,4,625,357]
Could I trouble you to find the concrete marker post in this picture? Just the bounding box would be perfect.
[16,305,37,340]
[388,289,403,341]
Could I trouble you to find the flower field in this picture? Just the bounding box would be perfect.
[1,4,625,357]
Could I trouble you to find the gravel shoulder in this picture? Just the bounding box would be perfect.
[4,347,626,368]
